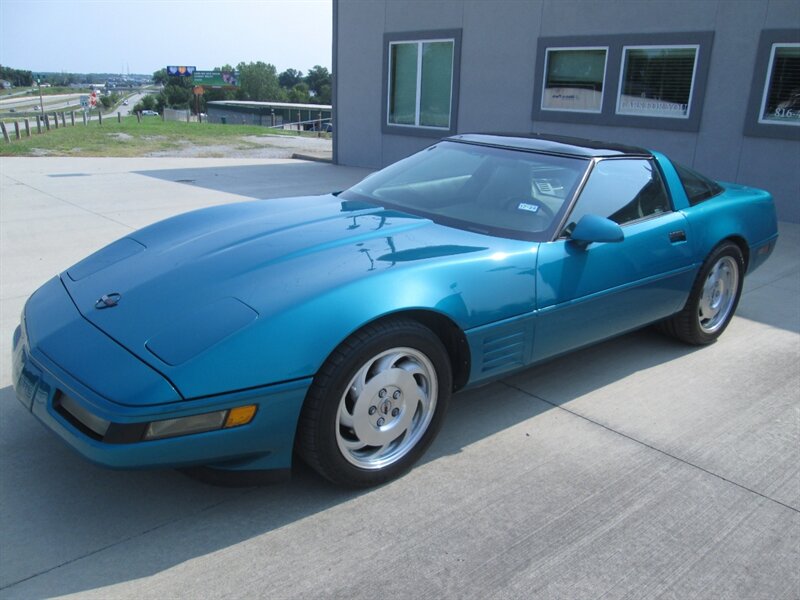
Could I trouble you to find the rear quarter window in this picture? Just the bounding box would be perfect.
[675,163,724,206]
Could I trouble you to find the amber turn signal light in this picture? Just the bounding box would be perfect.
[225,405,257,428]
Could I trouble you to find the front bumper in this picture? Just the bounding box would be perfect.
[12,299,311,474]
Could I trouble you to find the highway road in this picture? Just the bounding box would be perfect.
[0,89,154,117]
[0,92,83,113]
[116,91,150,115]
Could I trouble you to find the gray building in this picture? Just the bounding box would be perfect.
[332,0,800,222]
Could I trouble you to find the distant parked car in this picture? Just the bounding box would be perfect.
[307,121,333,132]
[123,100,129,106]
[141,110,159,116]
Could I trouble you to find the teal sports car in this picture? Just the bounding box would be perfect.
[12,134,778,487]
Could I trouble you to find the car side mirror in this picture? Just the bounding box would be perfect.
[568,214,624,247]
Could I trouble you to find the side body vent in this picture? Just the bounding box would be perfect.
[481,331,526,374]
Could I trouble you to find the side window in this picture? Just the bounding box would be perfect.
[567,159,671,228]
[674,163,724,205]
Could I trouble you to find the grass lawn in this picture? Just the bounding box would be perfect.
[0,116,323,157]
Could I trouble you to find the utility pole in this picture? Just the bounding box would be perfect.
[37,77,44,113]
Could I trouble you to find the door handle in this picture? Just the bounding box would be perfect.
[669,230,687,243]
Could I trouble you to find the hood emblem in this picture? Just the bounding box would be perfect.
[95,293,121,309]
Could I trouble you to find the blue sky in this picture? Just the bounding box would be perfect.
[0,0,332,75]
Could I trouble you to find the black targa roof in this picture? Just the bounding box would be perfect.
[447,133,652,159]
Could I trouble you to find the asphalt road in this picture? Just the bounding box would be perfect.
[0,89,152,118]
[0,92,83,113]
[0,157,798,599]
[117,92,144,115]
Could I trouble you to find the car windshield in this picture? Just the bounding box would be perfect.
[340,141,590,241]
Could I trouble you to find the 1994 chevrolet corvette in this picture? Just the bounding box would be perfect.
[12,134,778,487]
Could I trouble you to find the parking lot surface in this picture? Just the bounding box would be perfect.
[1,157,798,599]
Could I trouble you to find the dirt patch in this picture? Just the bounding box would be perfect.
[144,135,332,160]
[108,133,133,141]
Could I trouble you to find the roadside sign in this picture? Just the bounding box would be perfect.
[80,95,89,108]
[90,91,97,107]
[193,71,239,88]
[166,66,196,77]
[193,86,204,96]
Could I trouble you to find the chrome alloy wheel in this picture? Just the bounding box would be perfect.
[335,347,438,470]
[698,255,739,334]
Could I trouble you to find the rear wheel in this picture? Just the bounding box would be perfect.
[660,241,744,345]
[296,319,451,487]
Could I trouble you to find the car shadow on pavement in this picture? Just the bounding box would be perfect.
[134,162,372,201]
[0,326,702,597]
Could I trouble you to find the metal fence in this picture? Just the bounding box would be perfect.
[163,107,190,122]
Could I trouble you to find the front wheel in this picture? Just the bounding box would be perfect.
[296,319,451,487]
[660,241,744,345]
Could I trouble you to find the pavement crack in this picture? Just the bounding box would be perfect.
[0,488,258,591]
[501,380,800,515]
[2,174,135,231]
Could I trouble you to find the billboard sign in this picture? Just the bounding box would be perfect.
[166,66,196,77]
[193,70,240,88]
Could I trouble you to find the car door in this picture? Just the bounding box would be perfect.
[533,157,696,362]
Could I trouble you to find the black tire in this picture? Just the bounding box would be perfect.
[660,241,744,345]
[296,318,452,487]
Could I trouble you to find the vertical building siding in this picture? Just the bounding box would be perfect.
[334,0,800,221]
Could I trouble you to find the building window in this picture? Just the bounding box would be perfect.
[541,47,607,113]
[617,46,699,119]
[758,43,800,126]
[387,39,454,129]
[533,32,712,132]
[383,29,461,137]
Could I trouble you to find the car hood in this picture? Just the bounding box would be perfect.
[61,195,538,399]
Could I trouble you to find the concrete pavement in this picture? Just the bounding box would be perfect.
[0,157,798,599]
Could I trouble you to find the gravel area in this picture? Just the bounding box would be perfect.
[144,134,332,159]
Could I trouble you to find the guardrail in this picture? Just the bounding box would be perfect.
[213,115,332,135]
[0,109,142,142]
[267,117,333,132]
[0,110,333,143]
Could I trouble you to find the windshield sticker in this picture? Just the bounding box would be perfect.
[517,203,540,213]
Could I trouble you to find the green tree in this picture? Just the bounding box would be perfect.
[237,61,284,102]
[279,68,304,89]
[152,69,168,85]
[164,82,192,108]
[288,82,311,104]
[152,68,194,109]
[133,94,156,113]
[304,65,331,104]
[99,92,120,109]
[316,83,332,105]
[0,66,33,86]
